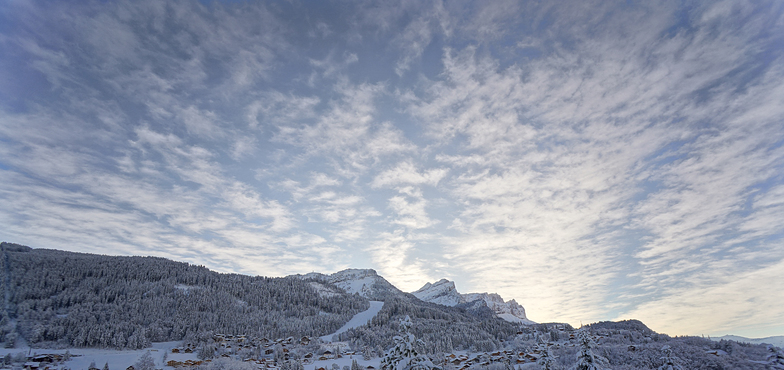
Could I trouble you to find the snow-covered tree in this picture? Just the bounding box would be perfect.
[134,351,156,370]
[658,345,682,370]
[768,345,784,370]
[571,330,608,370]
[536,336,558,370]
[103,361,110,370]
[381,316,441,370]
[352,359,362,370]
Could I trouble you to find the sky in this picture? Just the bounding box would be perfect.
[1,0,783,339]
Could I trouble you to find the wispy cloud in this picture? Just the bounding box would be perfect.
[1,0,782,338]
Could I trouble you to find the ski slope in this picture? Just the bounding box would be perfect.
[320,301,384,342]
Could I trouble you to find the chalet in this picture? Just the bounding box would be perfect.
[628,345,637,352]
[301,336,311,345]
[167,360,183,367]
[184,347,194,353]
[365,366,375,370]
[322,350,334,359]
[316,367,328,370]
[126,366,136,370]
[451,358,462,365]
[172,348,180,353]
[23,362,40,370]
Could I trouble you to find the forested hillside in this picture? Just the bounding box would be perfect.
[0,242,368,349]
[338,295,522,354]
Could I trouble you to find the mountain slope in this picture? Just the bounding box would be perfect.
[297,268,405,301]
[0,242,368,349]
[712,335,784,347]
[411,279,464,306]
[412,279,534,324]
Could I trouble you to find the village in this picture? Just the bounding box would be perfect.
[4,325,728,370]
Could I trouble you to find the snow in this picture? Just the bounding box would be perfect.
[0,341,197,370]
[310,281,343,298]
[321,301,384,342]
[309,352,382,370]
[411,279,464,307]
[711,335,784,347]
[412,280,535,324]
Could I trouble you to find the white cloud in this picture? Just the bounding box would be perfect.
[2,0,782,338]
[371,161,448,188]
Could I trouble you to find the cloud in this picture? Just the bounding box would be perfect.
[1,0,782,338]
[371,161,448,188]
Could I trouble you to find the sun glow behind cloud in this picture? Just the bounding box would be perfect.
[1,0,783,338]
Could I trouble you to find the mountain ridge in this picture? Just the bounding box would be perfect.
[411,278,535,324]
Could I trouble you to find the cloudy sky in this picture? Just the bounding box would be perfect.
[1,0,783,338]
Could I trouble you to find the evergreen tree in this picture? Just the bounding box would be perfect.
[103,361,110,370]
[352,359,362,370]
[658,345,682,370]
[380,316,441,370]
[768,345,784,370]
[134,351,156,370]
[536,336,558,370]
[571,330,608,370]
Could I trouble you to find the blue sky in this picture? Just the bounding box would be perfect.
[1,0,783,338]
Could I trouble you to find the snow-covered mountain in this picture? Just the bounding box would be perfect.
[412,279,535,324]
[711,335,784,347]
[298,268,404,300]
[411,279,464,306]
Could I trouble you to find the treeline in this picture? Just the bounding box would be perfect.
[0,243,368,349]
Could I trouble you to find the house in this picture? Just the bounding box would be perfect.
[126,366,136,370]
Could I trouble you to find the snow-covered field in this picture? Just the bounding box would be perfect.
[320,301,384,342]
[0,341,197,370]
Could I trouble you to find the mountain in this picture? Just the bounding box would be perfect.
[712,334,784,347]
[0,242,368,349]
[296,268,405,300]
[412,279,535,324]
[411,279,464,306]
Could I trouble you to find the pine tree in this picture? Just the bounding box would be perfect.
[103,361,110,370]
[352,359,362,370]
[768,345,784,370]
[134,351,156,370]
[536,336,558,370]
[571,330,608,370]
[380,316,441,370]
[658,345,682,370]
